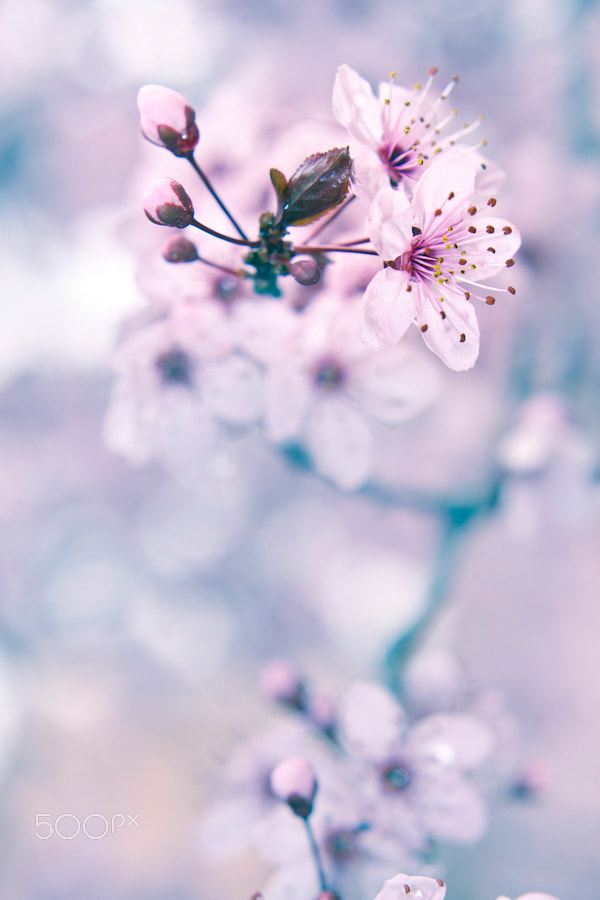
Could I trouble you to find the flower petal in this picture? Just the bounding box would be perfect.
[375,874,446,900]
[338,682,407,761]
[332,64,382,148]
[304,397,372,490]
[418,775,488,843]
[347,346,441,425]
[363,267,415,347]
[407,713,494,770]
[368,187,413,258]
[415,283,480,371]
[413,149,477,232]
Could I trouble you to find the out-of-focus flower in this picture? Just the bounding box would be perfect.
[332,64,494,203]
[137,84,199,155]
[263,294,440,489]
[496,895,559,900]
[338,681,494,847]
[364,151,520,369]
[143,177,195,227]
[163,235,200,262]
[260,659,305,709]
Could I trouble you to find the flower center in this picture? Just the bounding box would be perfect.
[378,143,419,187]
[312,358,346,391]
[381,761,412,792]
[155,348,192,385]
[214,274,241,303]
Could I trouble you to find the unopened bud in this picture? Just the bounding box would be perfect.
[137,84,199,156]
[270,757,317,818]
[259,659,304,709]
[316,893,341,900]
[143,178,194,228]
[290,256,321,286]
[308,694,337,733]
[163,236,199,263]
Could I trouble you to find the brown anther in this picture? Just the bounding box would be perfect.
[459,258,467,265]
[487,247,496,253]
[508,285,516,295]
[406,285,412,292]
[487,197,497,207]
[440,310,446,319]
[506,258,515,267]
[468,206,477,215]
[464,291,471,299]
[468,225,477,233]
[436,881,445,888]
[502,226,512,235]
[434,208,443,216]
[421,324,429,332]
[404,886,411,895]
[428,67,438,75]
[459,333,466,342]
[486,225,495,234]
[448,191,455,200]
[485,295,496,305]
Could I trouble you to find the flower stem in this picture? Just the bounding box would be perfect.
[303,818,328,893]
[186,153,249,240]
[196,256,248,277]
[190,218,260,247]
[304,194,356,242]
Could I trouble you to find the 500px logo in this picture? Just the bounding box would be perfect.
[35,813,140,840]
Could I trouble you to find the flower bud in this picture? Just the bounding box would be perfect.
[143,178,194,228]
[270,757,317,818]
[137,84,199,156]
[259,658,304,709]
[163,236,199,263]
[290,256,321,286]
[308,694,337,733]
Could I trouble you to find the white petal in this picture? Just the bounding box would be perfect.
[407,713,494,770]
[368,186,413,258]
[338,682,407,761]
[413,149,477,230]
[363,267,415,347]
[416,283,480,371]
[419,776,488,843]
[332,64,382,148]
[264,366,311,441]
[203,355,263,424]
[375,874,446,900]
[458,216,521,280]
[348,346,441,425]
[304,397,372,490]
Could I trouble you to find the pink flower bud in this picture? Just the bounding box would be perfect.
[308,694,337,732]
[163,236,199,263]
[143,178,194,228]
[137,84,199,156]
[259,658,304,708]
[289,256,321,286]
[270,757,317,818]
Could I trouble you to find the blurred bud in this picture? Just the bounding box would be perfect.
[316,893,341,900]
[259,658,304,709]
[270,757,317,818]
[308,694,337,733]
[290,256,321,286]
[509,761,552,801]
[163,236,199,263]
[137,84,199,156]
[144,178,194,228]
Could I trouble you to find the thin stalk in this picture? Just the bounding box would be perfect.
[305,195,356,241]
[303,818,328,893]
[295,244,379,256]
[186,153,249,240]
[196,257,248,277]
[190,218,260,248]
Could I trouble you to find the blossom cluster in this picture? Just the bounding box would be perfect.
[106,65,520,490]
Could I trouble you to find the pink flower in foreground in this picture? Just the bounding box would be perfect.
[263,295,440,490]
[137,84,199,155]
[374,874,446,900]
[333,64,495,203]
[364,150,520,369]
[143,177,194,228]
[338,682,494,847]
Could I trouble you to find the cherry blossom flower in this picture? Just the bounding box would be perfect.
[332,64,496,203]
[263,295,440,490]
[374,874,446,900]
[143,177,194,227]
[364,150,520,369]
[338,681,494,848]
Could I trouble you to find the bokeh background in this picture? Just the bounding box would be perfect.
[0,1,599,898]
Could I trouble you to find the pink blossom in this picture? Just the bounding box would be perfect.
[143,177,194,228]
[364,151,520,369]
[137,84,199,155]
[338,682,494,847]
[263,295,440,490]
[270,757,318,816]
[332,64,496,203]
[259,659,304,707]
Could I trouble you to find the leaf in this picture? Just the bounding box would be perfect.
[279,147,351,227]
[270,168,288,205]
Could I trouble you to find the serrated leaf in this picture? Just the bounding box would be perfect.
[279,147,351,227]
